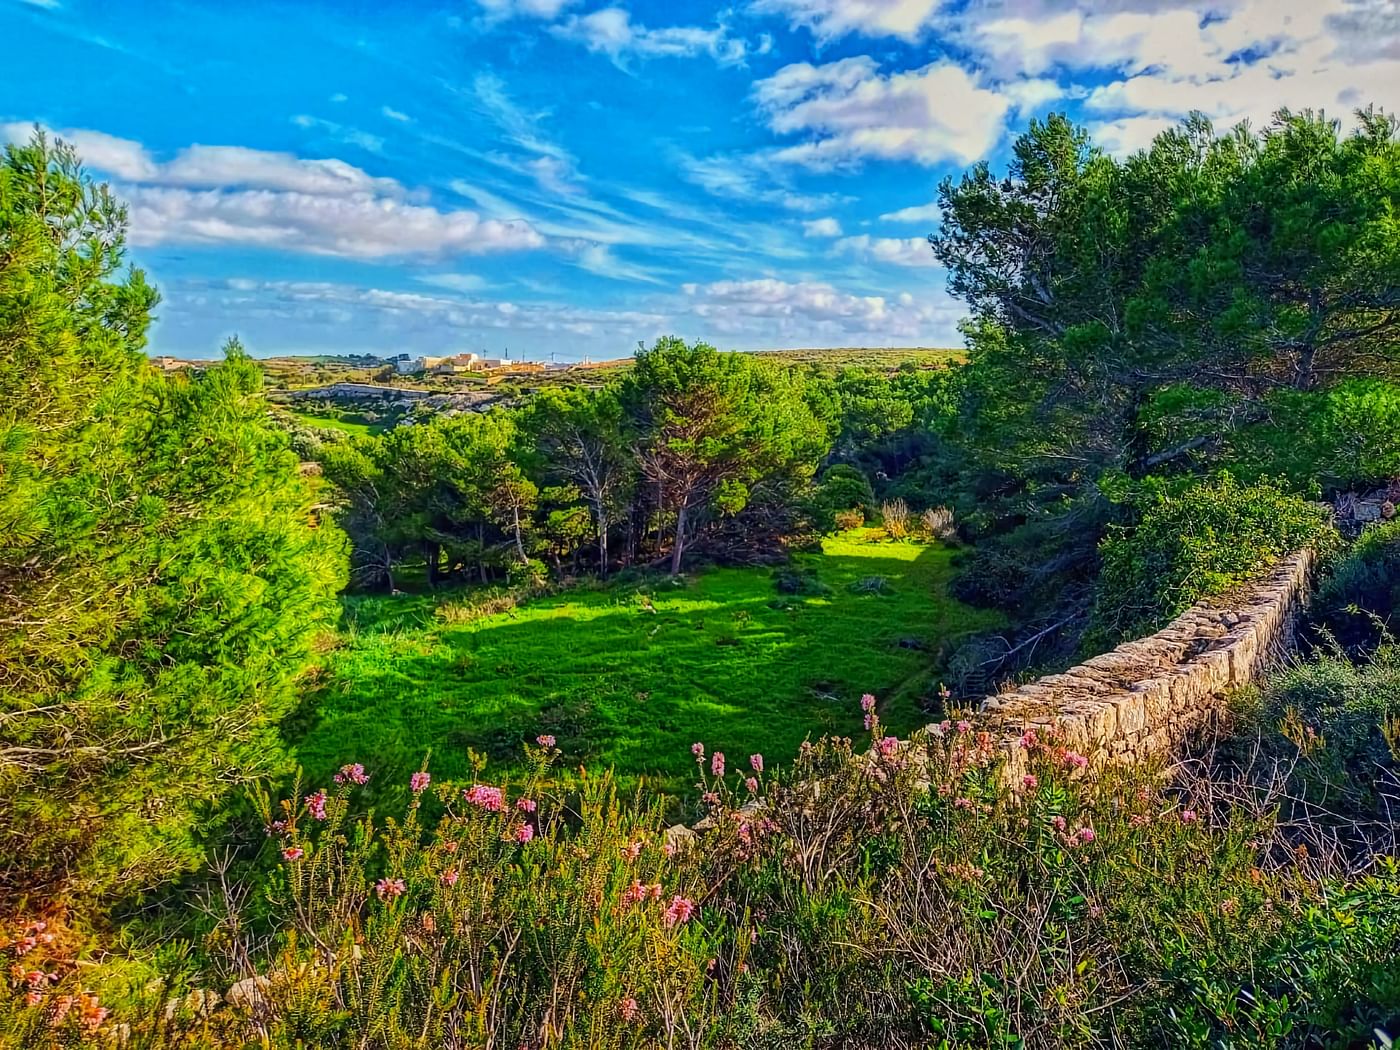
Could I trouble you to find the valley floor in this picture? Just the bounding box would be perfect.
[289,532,1001,795]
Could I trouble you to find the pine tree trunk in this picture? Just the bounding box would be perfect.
[670,504,686,576]
[596,507,609,578]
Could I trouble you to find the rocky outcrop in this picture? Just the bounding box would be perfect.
[973,550,1314,775]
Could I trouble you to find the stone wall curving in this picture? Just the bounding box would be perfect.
[974,550,1315,774]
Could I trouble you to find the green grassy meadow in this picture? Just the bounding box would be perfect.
[289,533,1001,797]
[284,409,386,437]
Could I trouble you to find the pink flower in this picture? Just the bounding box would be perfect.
[745,777,759,793]
[24,990,42,1007]
[410,772,431,793]
[711,751,725,777]
[1018,729,1040,750]
[536,734,556,749]
[622,840,643,861]
[878,736,899,757]
[939,684,952,700]
[1181,809,1198,823]
[267,819,288,836]
[516,797,537,813]
[281,846,303,861]
[440,869,459,886]
[304,790,328,819]
[954,796,974,809]
[749,753,764,773]
[375,877,406,901]
[691,742,705,762]
[661,842,675,858]
[1076,826,1096,844]
[1022,774,1039,790]
[956,720,972,734]
[702,790,720,806]
[860,693,876,713]
[1062,751,1089,770]
[515,823,535,843]
[619,996,639,1022]
[463,784,506,811]
[1050,815,1068,832]
[334,763,369,785]
[663,895,696,928]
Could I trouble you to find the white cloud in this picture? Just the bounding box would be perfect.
[1079,1,1400,147]
[551,7,751,65]
[381,105,412,122]
[834,234,939,267]
[473,0,576,20]
[749,0,942,41]
[7,123,547,260]
[802,216,842,237]
[3,123,157,180]
[124,186,544,258]
[753,57,1019,168]
[681,276,959,344]
[943,0,1400,154]
[878,200,941,224]
[329,92,349,103]
[1086,114,1176,156]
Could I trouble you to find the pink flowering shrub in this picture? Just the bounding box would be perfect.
[165,746,743,1049]
[8,701,1398,1048]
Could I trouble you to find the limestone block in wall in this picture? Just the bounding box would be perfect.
[1060,699,1118,743]
[1224,624,1261,685]
[1038,672,1114,695]
[1195,646,1232,697]
[1115,690,1148,735]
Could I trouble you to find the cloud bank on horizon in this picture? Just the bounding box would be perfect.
[3,0,1397,360]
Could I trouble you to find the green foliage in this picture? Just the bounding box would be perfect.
[1091,475,1337,645]
[1251,646,1400,817]
[11,723,1397,1048]
[0,131,347,910]
[292,535,999,795]
[1312,520,1400,651]
[811,464,876,531]
[622,337,833,574]
[930,108,1400,665]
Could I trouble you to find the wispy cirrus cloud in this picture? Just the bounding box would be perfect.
[472,0,577,21]
[550,7,759,67]
[749,0,942,41]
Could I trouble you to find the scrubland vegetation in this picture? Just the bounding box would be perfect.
[3,105,1400,1048]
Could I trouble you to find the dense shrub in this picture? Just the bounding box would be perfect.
[814,464,876,526]
[1311,520,1400,652]
[5,712,1397,1048]
[1246,646,1400,821]
[0,133,347,912]
[1091,475,1337,646]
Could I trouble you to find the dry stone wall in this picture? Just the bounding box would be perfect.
[972,550,1315,775]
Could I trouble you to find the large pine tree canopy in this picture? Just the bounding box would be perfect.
[0,132,347,906]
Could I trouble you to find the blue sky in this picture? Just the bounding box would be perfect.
[4,0,1398,360]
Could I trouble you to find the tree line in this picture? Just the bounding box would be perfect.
[299,342,953,589]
